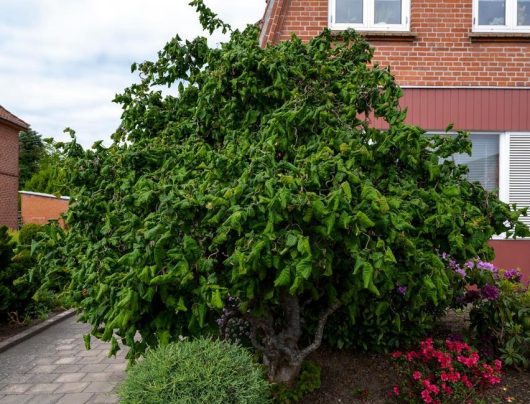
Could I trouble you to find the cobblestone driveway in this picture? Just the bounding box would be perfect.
[0,316,127,403]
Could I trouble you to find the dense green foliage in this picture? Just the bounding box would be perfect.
[0,223,72,324]
[0,224,62,323]
[19,129,46,187]
[118,338,270,403]
[24,139,70,195]
[46,2,528,385]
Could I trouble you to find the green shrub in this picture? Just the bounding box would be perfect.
[44,1,528,387]
[0,224,69,323]
[118,338,270,404]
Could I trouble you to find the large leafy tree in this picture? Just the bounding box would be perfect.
[54,2,527,386]
[19,128,46,187]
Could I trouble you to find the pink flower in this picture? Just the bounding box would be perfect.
[413,371,422,380]
[391,351,402,359]
[421,389,433,403]
[494,359,502,371]
[393,386,400,396]
[461,375,473,389]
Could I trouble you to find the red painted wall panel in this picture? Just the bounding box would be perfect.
[490,240,530,283]
[373,88,530,131]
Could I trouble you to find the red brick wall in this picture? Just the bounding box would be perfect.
[20,193,69,227]
[262,0,530,87]
[0,123,20,229]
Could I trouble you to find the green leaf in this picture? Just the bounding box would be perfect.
[274,267,291,287]
[362,263,374,289]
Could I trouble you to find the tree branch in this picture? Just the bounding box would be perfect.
[299,299,342,359]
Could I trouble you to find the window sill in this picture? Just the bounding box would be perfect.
[331,30,416,42]
[469,32,530,42]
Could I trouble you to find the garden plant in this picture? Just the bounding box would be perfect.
[43,0,529,387]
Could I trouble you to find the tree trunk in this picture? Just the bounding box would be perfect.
[245,293,342,388]
[266,357,302,387]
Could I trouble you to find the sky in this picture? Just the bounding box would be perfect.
[0,0,265,147]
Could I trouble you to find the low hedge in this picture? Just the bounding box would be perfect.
[119,338,270,403]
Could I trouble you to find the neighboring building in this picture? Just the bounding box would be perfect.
[19,191,69,228]
[0,105,28,229]
[260,0,530,276]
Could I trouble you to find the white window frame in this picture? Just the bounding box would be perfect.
[473,0,530,33]
[329,0,411,32]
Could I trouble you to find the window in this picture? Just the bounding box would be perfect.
[473,0,530,32]
[451,134,500,192]
[330,0,411,31]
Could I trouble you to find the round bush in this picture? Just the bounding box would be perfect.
[118,338,270,404]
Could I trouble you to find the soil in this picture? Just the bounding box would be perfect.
[304,310,530,403]
[0,309,64,343]
[304,347,530,403]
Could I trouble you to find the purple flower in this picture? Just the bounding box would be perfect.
[477,261,497,273]
[396,283,407,295]
[464,261,475,269]
[455,268,467,278]
[503,269,521,282]
[481,284,500,301]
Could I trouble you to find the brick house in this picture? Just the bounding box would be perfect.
[260,0,530,276]
[0,105,28,229]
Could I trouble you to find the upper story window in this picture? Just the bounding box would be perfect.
[329,0,411,31]
[473,0,530,32]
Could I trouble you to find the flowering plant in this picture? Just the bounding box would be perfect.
[441,254,530,369]
[389,338,502,403]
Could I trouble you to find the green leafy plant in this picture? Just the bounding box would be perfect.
[46,0,528,387]
[118,338,270,404]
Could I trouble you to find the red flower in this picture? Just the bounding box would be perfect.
[413,371,422,380]
[393,386,400,396]
[421,389,433,403]
[391,351,402,359]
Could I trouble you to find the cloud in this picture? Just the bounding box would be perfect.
[0,0,265,147]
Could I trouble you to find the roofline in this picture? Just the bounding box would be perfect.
[19,191,70,201]
[0,117,29,131]
[0,105,30,130]
[259,0,277,47]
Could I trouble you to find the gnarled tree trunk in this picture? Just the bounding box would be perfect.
[245,292,341,387]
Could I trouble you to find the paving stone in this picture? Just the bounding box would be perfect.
[81,372,119,383]
[26,394,63,404]
[54,364,83,373]
[1,374,33,384]
[1,383,32,394]
[56,345,75,351]
[0,395,32,404]
[54,350,78,357]
[55,392,94,404]
[104,363,127,372]
[29,365,58,374]
[56,339,76,344]
[83,381,116,393]
[27,373,59,384]
[54,357,77,365]
[54,382,89,394]
[91,392,119,403]
[55,373,86,383]
[77,349,103,357]
[32,357,57,365]
[80,364,108,373]
[28,383,59,393]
